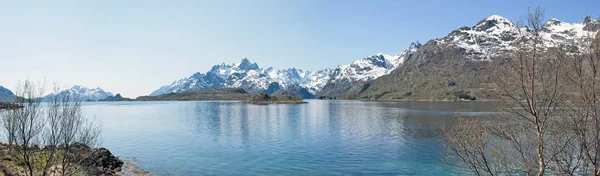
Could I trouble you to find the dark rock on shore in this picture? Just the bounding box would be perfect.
[71,143,124,175]
[83,148,124,175]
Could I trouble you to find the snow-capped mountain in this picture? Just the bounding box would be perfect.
[437,15,599,60]
[0,86,15,102]
[540,17,599,46]
[44,85,114,101]
[317,42,421,97]
[340,15,600,100]
[150,58,333,96]
[329,42,421,83]
[151,15,599,100]
[151,42,422,98]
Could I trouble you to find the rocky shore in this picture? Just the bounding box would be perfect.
[0,143,124,176]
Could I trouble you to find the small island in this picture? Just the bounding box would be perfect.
[242,93,307,104]
[99,93,134,101]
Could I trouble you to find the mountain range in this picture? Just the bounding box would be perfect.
[149,15,599,100]
[44,85,114,101]
[149,42,422,98]
[150,15,599,100]
[149,58,334,98]
[5,15,598,101]
[342,15,600,100]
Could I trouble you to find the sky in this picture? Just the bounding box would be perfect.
[1,0,599,97]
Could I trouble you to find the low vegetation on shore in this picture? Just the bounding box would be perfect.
[0,142,123,176]
[242,93,306,104]
[0,80,125,176]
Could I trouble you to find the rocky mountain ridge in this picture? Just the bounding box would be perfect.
[150,42,421,98]
[341,15,600,100]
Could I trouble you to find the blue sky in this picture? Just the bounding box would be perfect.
[1,0,598,97]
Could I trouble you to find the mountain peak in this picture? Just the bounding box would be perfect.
[583,16,600,31]
[71,85,83,90]
[546,18,564,25]
[234,58,260,71]
[486,15,509,22]
[474,15,514,31]
[584,16,595,24]
[406,41,422,54]
[240,57,250,63]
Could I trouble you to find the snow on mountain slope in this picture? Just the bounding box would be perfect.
[540,17,599,47]
[150,58,333,96]
[151,15,599,99]
[44,85,114,101]
[328,42,421,83]
[152,42,422,97]
[437,15,600,60]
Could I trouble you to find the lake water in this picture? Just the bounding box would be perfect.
[81,100,496,175]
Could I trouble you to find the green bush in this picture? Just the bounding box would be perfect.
[453,90,476,100]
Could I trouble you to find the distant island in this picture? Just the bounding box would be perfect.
[242,93,307,104]
[99,93,133,101]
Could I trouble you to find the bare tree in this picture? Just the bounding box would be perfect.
[442,114,497,175]
[44,84,102,176]
[2,80,46,176]
[494,7,571,176]
[1,81,102,176]
[443,8,585,176]
[563,29,600,175]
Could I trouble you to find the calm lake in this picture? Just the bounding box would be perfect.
[82,100,497,175]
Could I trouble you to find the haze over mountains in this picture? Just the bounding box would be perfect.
[43,85,114,101]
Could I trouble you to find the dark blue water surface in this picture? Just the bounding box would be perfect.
[81,100,496,175]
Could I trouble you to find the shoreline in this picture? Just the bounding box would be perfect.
[0,142,124,176]
[93,98,499,103]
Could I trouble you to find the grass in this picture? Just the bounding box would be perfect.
[0,144,123,176]
[0,148,84,176]
[452,90,476,101]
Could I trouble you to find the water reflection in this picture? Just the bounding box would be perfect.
[81,100,495,175]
